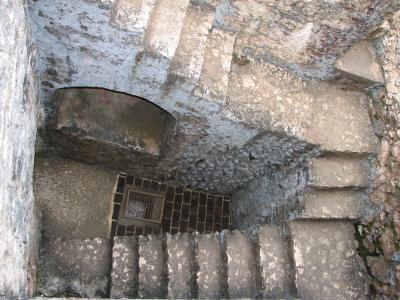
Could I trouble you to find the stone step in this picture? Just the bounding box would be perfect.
[335,39,384,86]
[166,232,196,299]
[169,2,215,81]
[298,189,365,219]
[131,0,191,98]
[289,220,367,300]
[110,0,157,34]
[39,238,111,298]
[225,230,258,298]
[308,156,369,188]
[142,0,190,59]
[258,225,292,298]
[138,234,166,298]
[110,236,138,298]
[196,232,226,299]
[194,27,236,103]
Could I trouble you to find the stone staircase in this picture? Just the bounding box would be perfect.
[37,154,372,300]
[108,155,370,300]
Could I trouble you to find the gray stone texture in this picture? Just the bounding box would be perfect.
[28,0,381,196]
[138,234,166,298]
[258,225,292,298]
[166,233,196,299]
[290,220,367,300]
[309,156,370,188]
[0,0,39,298]
[110,236,138,298]
[335,40,385,85]
[226,230,257,298]
[231,164,308,229]
[39,238,111,298]
[299,189,364,219]
[196,233,224,299]
[34,156,117,239]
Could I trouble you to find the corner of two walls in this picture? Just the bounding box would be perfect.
[0,0,40,298]
[230,163,309,231]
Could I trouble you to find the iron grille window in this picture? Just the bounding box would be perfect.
[124,189,164,223]
[118,185,165,226]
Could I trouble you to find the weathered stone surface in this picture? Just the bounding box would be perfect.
[309,157,369,188]
[110,236,138,298]
[48,88,176,157]
[258,225,291,298]
[195,27,235,102]
[166,233,195,299]
[0,0,39,298]
[138,234,165,298]
[228,0,398,75]
[34,157,117,239]
[142,0,190,59]
[226,230,257,298]
[170,2,215,80]
[39,238,111,298]
[196,233,224,299]
[299,189,364,219]
[227,60,377,153]
[231,165,308,229]
[335,40,385,85]
[110,0,156,33]
[290,220,367,300]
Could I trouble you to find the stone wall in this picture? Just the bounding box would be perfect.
[34,157,118,239]
[359,11,400,298]
[231,163,308,230]
[0,0,39,298]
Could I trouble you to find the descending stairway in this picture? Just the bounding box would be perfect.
[109,154,371,300]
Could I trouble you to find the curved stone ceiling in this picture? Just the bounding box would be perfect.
[29,0,385,193]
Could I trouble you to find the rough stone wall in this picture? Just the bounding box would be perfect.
[231,162,308,230]
[359,11,400,299]
[0,0,39,298]
[33,157,118,239]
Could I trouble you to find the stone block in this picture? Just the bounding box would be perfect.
[110,0,156,33]
[309,157,369,188]
[196,233,225,299]
[142,0,190,59]
[226,230,257,298]
[258,225,291,298]
[170,3,215,80]
[110,236,138,298]
[33,157,117,239]
[39,238,111,298]
[335,40,384,85]
[166,233,196,299]
[195,28,235,102]
[138,234,166,298]
[290,220,367,300]
[299,189,364,219]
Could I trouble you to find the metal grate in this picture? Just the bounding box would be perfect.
[123,188,165,224]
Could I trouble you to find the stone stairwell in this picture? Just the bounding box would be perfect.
[130,0,235,103]
[107,155,370,300]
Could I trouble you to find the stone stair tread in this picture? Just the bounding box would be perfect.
[297,189,364,219]
[289,220,366,300]
[196,232,225,299]
[226,230,257,298]
[110,236,138,298]
[138,234,165,298]
[258,225,291,298]
[194,27,236,102]
[308,156,369,188]
[166,232,196,299]
[141,0,190,59]
[170,2,215,81]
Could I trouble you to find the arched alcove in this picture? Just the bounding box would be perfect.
[45,87,177,171]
